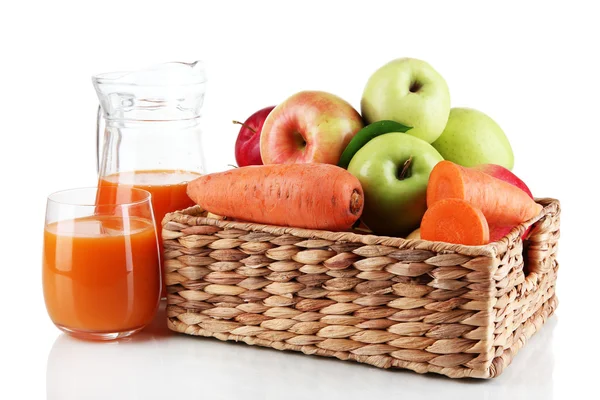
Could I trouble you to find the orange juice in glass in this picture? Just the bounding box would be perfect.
[43,187,161,340]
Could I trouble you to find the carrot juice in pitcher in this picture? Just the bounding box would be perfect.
[97,170,202,296]
[97,169,201,226]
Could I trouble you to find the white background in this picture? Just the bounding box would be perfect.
[1,0,599,398]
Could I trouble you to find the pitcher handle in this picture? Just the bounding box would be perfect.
[96,105,103,175]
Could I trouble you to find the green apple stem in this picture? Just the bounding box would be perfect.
[232,120,257,134]
[398,156,413,180]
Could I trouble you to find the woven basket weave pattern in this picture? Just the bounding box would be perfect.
[163,198,559,379]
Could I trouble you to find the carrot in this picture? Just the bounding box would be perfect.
[427,161,542,226]
[420,198,490,245]
[186,164,364,231]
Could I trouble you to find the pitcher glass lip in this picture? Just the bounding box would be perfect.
[92,60,207,87]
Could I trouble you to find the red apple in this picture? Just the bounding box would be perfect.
[260,91,364,164]
[234,106,276,167]
[474,164,535,241]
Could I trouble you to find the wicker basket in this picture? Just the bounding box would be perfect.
[162,198,560,379]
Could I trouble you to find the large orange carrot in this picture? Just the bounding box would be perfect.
[186,164,364,231]
[421,198,490,245]
[427,161,542,226]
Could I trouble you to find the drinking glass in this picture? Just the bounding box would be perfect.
[42,187,161,340]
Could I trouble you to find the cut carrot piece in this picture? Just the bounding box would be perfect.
[420,198,490,245]
[427,161,542,226]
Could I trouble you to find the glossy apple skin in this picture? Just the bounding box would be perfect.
[260,91,363,165]
[432,107,514,170]
[234,106,276,167]
[361,58,451,144]
[474,163,534,241]
[348,133,444,237]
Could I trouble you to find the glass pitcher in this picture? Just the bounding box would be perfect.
[92,61,207,297]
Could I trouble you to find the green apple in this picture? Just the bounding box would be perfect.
[347,133,444,237]
[432,107,514,170]
[361,58,451,143]
[406,228,421,240]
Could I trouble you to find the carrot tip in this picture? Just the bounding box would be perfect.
[350,189,363,216]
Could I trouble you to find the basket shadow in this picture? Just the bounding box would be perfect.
[46,312,556,400]
[165,314,557,396]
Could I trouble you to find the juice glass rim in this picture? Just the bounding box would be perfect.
[47,187,152,207]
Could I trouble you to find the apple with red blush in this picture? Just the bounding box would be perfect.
[260,91,364,165]
[234,106,276,167]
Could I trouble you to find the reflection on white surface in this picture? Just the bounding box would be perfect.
[47,303,556,400]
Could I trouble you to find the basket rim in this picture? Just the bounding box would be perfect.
[163,197,560,259]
